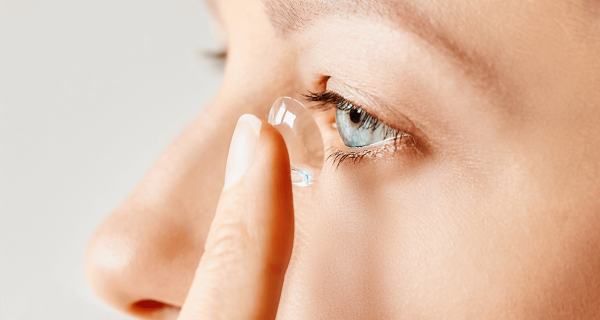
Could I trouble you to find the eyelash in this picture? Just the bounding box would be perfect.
[303,90,415,167]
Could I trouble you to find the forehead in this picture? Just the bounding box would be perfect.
[262,0,417,37]
[260,0,506,97]
[214,0,600,103]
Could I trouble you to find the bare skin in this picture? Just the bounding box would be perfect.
[84,0,600,319]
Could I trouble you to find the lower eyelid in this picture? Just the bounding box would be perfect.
[346,136,407,149]
[326,147,374,168]
[325,134,419,168]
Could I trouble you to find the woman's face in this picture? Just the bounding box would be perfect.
[84,0,600,318]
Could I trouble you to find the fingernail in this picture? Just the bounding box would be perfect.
[223,114,262,191]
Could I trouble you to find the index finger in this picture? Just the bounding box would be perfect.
[178,114,295,320]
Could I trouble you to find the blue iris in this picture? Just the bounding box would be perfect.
[335,105,397,148]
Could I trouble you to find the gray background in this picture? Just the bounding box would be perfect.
[0,0,222,319]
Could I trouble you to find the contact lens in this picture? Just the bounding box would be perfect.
[268,97,324,186]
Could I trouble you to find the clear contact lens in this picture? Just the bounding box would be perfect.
[268,97,324,186]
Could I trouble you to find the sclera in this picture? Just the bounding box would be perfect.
[268,97,324,186]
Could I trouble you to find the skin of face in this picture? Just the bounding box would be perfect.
[84,0,600,319]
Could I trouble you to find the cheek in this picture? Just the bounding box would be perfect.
[280,160,438,319]
[279,143,600,319]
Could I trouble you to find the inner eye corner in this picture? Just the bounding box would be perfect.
[303,75,330,97]
[317,75,331,91]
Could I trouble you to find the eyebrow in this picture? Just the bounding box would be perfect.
[262,0,501,93]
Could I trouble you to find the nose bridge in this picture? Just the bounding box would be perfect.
[83,54,298,318]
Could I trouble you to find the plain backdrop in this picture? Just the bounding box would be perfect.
[0,0,223,319]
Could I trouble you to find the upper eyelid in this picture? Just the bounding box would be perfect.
[305,89,410,141]
[301,90,343,110]
[304,90,423,167]
[302,90,407,134]
[305,88,427,149]
[323,80,427,142]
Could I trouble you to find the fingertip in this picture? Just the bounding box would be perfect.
[257,120,292,176]
[247,118,294,245]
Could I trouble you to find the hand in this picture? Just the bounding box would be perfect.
[177,114,295,320]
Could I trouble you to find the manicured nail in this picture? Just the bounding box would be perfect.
[223,114,262,191]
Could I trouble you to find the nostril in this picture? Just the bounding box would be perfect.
[129,300,180,319]
[133,299,165,310]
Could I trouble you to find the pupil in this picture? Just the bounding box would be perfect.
[349,108,362,124]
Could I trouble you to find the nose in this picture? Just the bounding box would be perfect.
[83,8,300,307]
[82,72,295,317]
[83,110,234,319]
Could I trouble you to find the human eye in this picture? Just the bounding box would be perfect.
[335,96,406,149]
[206,49,228,62]
[304,91,415,166]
